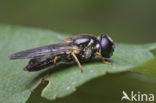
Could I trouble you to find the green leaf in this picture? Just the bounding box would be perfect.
[0,24,156,103]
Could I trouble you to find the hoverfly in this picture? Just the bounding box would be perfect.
[10,35,115,72]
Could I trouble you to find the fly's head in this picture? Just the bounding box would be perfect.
[98,35,115,58]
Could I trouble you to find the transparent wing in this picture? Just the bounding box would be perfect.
[10,43,79,59]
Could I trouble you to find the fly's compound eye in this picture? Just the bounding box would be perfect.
[99,35,115,58]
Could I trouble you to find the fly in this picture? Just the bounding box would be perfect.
[10,34,115,72]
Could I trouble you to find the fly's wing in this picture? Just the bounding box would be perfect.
[10,43,80,60]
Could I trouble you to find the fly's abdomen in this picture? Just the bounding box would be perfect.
[24,57,55,71]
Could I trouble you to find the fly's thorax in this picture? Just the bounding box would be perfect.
[72,46,81,54]
[81,47,93,60]
[77,42,100,61]
[69,35,99,46]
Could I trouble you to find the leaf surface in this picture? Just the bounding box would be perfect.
[0,25,155,102]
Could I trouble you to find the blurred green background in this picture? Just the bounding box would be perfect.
[0,0,156,103]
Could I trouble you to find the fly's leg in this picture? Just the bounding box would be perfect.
[41,56,59,82]
[71,52,83,72]
[95,52,112,65]
[53,56,59,69]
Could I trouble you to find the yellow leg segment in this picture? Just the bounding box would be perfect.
[53,56,59,68]
[95,52,112,66]
[71,52,83,72]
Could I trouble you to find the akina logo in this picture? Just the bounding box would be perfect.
[121,91,154,102]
